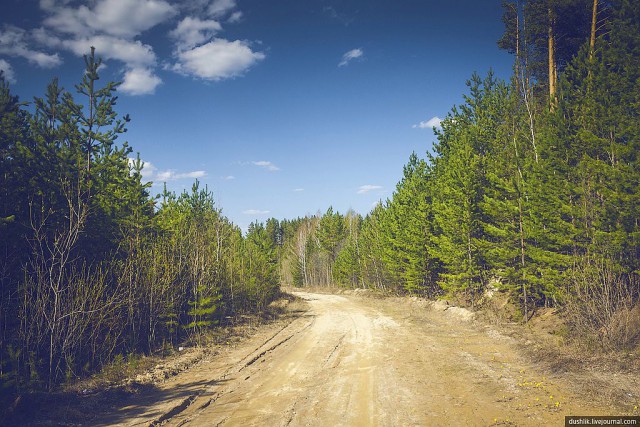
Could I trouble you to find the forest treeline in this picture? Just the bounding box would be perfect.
[0,51,280,391]
[275,0,640,349]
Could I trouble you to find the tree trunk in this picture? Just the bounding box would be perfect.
[548,5,558,110]
[589,0,598,61]
[518,197,528,322]
[514,2,521,89]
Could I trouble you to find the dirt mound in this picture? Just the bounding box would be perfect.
[411,297,477,322]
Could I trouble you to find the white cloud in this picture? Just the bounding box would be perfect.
[39,0,58,11]
[0,59,16,83]
[43,0,177,38]
[179,0,237,19]
[170,17,222,51]
[252,160,280,171]
[222,175,235,180]
[156,170,207,181]
[0,25,62,68]
[42,8,90,36]
[208,0,236,17]
[155,170,174,181]
[140,162,157,178]
[413,116,442,129]
[128,157,157,178]
[323,6,354,26]
[20,50,61,68]
[184,170,208,179]
[93,0,177,37]
[227,11,243,23]
[242,209,270,215]
[29,0,173,96]
[9,0,262,96]
[339,48,363,67]
[120,67,162,95]
[31,27,59,48]
[130,158,207,181]
[293,188,304,192]
[179,0,210,13]
[172,38,265,81]
[48,34,157,67]
[357,185,383,194]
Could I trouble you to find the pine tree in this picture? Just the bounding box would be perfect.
[245,221,279,310]
[358,203,390,290]
[498,0,594,105]
[430,73,503,304]
[0,73,32,388]
[560,0,640,272]
[317,207,346,285]
[333,211,363,288]
[378,153,437,294]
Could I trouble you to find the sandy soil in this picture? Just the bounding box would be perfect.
[58,290,634,427]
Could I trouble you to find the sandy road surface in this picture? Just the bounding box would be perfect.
[96,292,617,426]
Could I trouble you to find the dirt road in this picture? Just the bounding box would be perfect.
[94,291,621,426]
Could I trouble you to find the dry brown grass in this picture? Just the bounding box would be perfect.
[565,261,640,352]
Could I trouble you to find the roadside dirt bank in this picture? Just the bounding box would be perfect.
[5,291,638,426]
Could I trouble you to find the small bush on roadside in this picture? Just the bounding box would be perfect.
[565,259,639,352]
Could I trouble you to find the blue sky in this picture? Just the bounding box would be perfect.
[1,0,513,231]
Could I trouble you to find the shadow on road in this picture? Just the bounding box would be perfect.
[3,378,229,426]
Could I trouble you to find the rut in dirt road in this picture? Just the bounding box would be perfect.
[146,292,609,427]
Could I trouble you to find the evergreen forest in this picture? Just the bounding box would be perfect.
[1,0,639,393]
[277,0,640,350]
